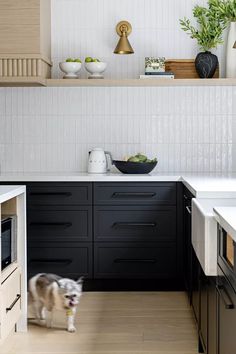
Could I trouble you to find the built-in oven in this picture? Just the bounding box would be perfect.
[1,215,17,271]
[217,225,236,354]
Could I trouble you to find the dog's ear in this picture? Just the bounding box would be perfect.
[54,279,62,288]
[77,276,84,284]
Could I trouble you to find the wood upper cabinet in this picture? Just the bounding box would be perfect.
[0,0,51,84]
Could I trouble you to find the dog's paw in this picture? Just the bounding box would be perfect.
[67,325,76,333]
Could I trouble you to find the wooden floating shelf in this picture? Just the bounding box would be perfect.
[47,78,236,87]
[0,78,236,87]
[0,77,47,87]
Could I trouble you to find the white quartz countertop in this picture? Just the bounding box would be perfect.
[214,207,236,242]
[1,172,236,198]
[0,185,26,204]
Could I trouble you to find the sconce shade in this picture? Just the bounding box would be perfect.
[114,21,134,54]
[233,41,236,48]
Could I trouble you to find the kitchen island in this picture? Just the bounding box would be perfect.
[0,185,27,344]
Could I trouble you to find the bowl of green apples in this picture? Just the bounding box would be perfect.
[113,154,158,174]
[84,57,107,79]
[59,58,82,79]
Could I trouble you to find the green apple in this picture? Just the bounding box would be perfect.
[66,58,74,62]
[74,59,81,63]
[93,58,100,62]
[85,57,93,63]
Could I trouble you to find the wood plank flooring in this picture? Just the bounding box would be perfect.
[2,292,198,354]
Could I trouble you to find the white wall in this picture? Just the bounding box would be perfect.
[0,0,235,174]
[51,0,226,79]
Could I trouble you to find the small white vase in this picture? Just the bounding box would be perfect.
[226,22,236,78]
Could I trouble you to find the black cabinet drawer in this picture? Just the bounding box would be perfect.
[94,183,176,205]
[28,244,92,279]
[94,206,176,242]
[28,208,92,242]
[27,183,92,206]
[94,243,177,279]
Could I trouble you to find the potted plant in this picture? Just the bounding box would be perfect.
[180,1,227,78]
[210,0,236,77]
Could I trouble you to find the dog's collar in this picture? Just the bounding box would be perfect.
[66,309,73,317]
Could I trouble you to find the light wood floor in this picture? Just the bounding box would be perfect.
[2,291,198,354]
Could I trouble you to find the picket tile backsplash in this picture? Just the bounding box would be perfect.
[0,0,235,174]
[0,86,235,173]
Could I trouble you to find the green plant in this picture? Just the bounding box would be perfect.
[180,0,227,52]
[210,0,236,22]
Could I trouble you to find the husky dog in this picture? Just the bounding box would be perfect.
[29,273,83,332]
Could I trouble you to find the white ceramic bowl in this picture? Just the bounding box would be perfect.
[85,62,107,79]
[59,62,82,79]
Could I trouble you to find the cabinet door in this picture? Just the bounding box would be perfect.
[218,269,236,354]
[27,183,92,206]
[28,207,92,242]
[94,183,177,205]
[94,243,177,279]
[208,278,217,354]
[94,206,176,242]
[28,244,92,279]
[183,192,193,303]
[199,268,208,353]
[0,268,21,340]
[192,247,200,326]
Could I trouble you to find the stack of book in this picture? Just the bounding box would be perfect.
[140,72,175,79]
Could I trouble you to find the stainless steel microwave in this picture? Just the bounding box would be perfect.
[1,215,17,271]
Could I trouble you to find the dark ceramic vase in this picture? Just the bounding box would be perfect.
[195,52,218,78]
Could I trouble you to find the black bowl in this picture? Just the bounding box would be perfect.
[113,160,157,174]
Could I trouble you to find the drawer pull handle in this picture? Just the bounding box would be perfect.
[30,192,72,197]
[30,222,72,228]
[186,206,192,215]
[114,258,157,264]
[112,192,156,198]
[6,294,21,313]
[113,222,156,228]
[216,285,234,309]
[29,259,72,265]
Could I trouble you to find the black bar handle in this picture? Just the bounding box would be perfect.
[113,222,156,228]
[216,285,234,309]
[6,294,21,313]
[114,258,157,264]
[30,222,72,228]
[30,192,72,197]
[112,192,156,198]
[29,259,72,265]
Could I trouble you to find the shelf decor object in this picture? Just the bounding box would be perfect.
[59,61,82,79]
[211,0,236,77]
[145,57,165,74]
[0,0,52,85]
[180,0,226,78]
[85,62,107,79]
[226,22,236,77]
[114,21,134,54]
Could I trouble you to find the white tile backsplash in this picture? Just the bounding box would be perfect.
[0,0,235,174]
[0,86,235,173]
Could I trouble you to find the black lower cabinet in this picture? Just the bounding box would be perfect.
[208,278,217,354]
[183,187,194,303]
[191,247,217,354]
[217,267,236,354]
[199,266,208,353]
[28,243,93,279]
[192,248,200,325]
[94,243,177,279]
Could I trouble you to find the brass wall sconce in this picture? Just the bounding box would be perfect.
[233,41,236,48]
[114,21,134,54]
